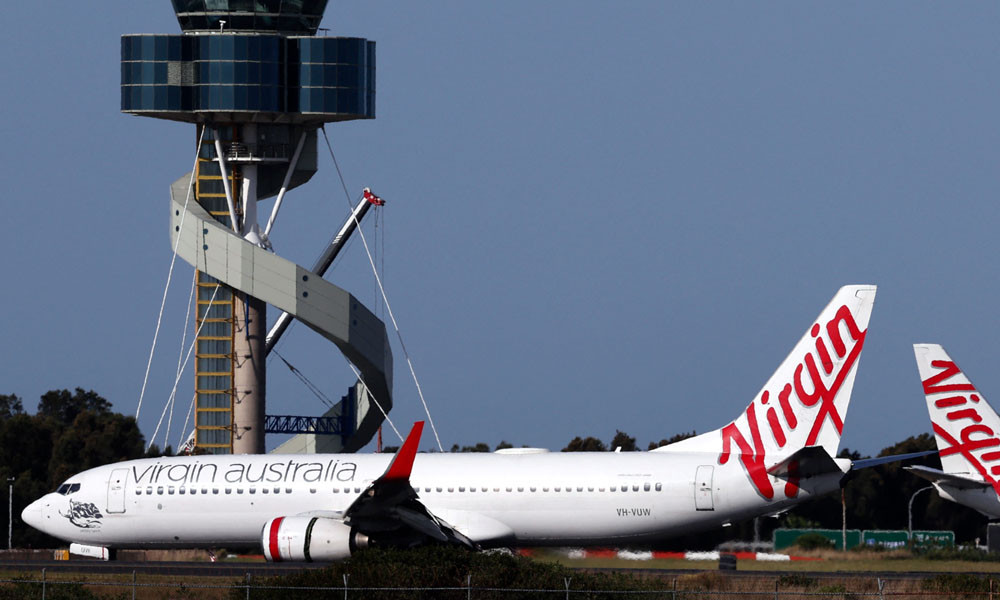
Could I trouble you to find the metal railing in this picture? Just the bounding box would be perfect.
[224,142,291,161]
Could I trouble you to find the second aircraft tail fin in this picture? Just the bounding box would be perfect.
[913,344,1000,483]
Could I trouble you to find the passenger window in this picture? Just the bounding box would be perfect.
[621,487,628,493]
[576,487,583,492]
[157,487,164,495]
[554,487,561,492]
[201,488,208,494]
[179,488,186,495]
[599,487,605,492]
[237,488,244,494]
[136,489,142,495]
[249,488,256,494]
[344,487,351,494]
[447,487,454,493]
[168,487,175,495]
[225,488,232,495]
[285,488,292,494]
[436,487,443,493]
[262,488,269,494]
[481,487,487,492]
[189,488,196,495]
[505,487,512,492]
[655,483,662,491]
[331,488,338,494]
[610,486,617,492]
[632,484,639,492]
[424,487,430,493]
[212,488,219,494]
[643,483,651,492]
[493,487,499,492]
[587,487,594,492]
[273,488,280,494]
[309,488,316,494]
[458,487,465,492]
[146,486,153,494]
[517,487,524,492]
[542,487,549,492]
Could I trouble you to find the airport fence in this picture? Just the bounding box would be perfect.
[2,571,1000,600]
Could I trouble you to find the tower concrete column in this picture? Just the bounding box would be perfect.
[233,293,267,454]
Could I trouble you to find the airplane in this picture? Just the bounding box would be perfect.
[24,284,902,561]
[907,344,1000,518]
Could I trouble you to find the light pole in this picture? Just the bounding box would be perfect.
[7,477,13,550]
[908,485,934,538]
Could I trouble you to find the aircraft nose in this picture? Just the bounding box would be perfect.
[21,498,43,531]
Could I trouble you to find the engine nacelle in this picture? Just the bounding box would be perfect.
[262,516,369,562]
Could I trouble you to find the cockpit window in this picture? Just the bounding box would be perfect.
[55,483,81,496]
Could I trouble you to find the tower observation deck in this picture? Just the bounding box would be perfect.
[123,1,391,455]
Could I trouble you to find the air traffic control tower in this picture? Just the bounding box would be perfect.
[121,1,392,455]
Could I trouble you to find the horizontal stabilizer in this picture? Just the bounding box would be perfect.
[905,465,992,490]
[766,446,841,479]
[851,450,936,471]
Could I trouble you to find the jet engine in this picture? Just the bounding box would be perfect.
[262,516,369,562]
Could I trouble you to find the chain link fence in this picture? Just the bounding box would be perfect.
[0,571,999,600]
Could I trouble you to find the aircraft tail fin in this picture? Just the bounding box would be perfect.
[654,285,876,499]
[913,344,1000,483]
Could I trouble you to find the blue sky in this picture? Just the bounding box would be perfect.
[2,2,999,455]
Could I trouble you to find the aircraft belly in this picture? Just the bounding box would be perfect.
[939,485,1000,518]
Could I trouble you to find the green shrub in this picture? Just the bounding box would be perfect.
[777,573,816,589]
[0,577,105,600]
[917,546,1000,562]
[922,572,990,594]
[794,532,835,550]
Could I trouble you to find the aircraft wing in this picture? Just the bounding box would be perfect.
[341,422,477,549]
[905,465,993,490]
[852,450,936,470]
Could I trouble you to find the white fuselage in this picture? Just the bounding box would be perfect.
[935,484,1000,519]
[23,450,845,550]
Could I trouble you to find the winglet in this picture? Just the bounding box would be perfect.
[381,422,424,482]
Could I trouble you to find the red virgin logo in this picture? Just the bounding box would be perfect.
[719,305,867,500]
[924,361,1000,496]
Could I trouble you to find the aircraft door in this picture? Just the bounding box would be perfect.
[694,465,714,511]
[106,468,128,514]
